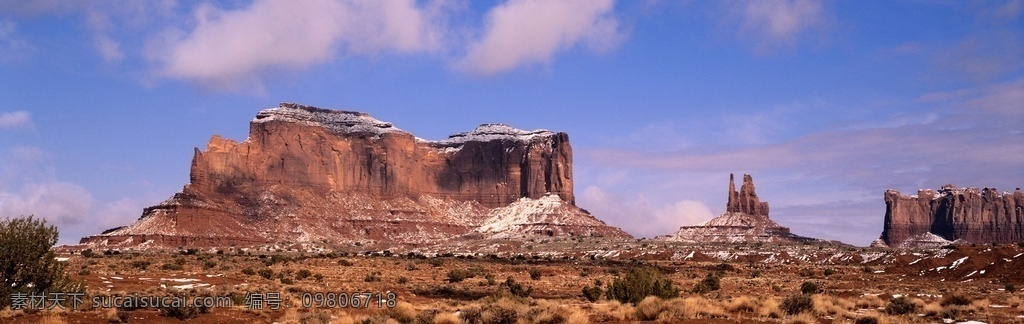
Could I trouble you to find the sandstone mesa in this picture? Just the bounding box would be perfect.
[81,103,630,247]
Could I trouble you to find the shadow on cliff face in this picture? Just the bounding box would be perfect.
[436,141,526,208]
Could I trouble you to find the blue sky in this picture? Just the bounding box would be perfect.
[1,0,1021,246]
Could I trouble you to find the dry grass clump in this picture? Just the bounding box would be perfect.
[855,294,885,309]
[1006,295,1022,308]
[968,298,989,312]
[460,297,530,324]
[725,296,757,313]
[635,296,725,321]
[921,301,943,316]
[298,310,334,324]
[382,302,418,323]
[432,312,461,324]
[813,294,855,316]
[784,312,818,324]
[527,299,588,324]
[756,297,782,318]
[37,313,68,324]
[590,300,635,322]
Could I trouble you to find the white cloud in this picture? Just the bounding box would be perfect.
[150,0,445,91]
[578,185,713,239]
[0,110,32,130]
[457,0,623,75]
[95,35,124,63]
[721,0,827,52]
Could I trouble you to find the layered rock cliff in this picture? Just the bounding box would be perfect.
[81,103,629,247]
[659,174,817,243]
[879,185,1024,247]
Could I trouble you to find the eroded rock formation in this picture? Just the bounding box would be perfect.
[81,103,629,247]
[879,185,1024,247]
[660,173,817,243]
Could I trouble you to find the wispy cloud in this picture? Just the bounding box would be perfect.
[0,110,33,130]
[148,0,446,92]
[0,20,35,62]
[457,0,623,75]
[0,145,159,244]
[578,185,713,239]
[718,0,829,53]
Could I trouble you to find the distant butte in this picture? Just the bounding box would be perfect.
[876,185,1024,247]
[80,103,630,247]
[658,173,819,244]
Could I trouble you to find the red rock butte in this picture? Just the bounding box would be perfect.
[80,103,630,247]
[878,185,1024,247]
[659,173,818,243]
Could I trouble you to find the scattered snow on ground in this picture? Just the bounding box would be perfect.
[950,256,968,269]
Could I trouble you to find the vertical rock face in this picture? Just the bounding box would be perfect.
[80,103,628,247]
[880,185,1024,246]
[726,174,770,217]
[660,173,817,243]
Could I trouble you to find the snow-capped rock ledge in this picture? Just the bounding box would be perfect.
[436,124,554,147]
[253,103,407,135]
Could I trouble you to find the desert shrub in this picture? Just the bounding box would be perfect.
[337,259,354,266]
[299,310,332,324]
[280,277,294,285]
[941,293,971,306]
[77,268,91,276]
[606,267,680,304]
[428,258,444,267]
[258,269,274,280]
[296,269,312,280]
[885,296,916,315]
[480,300,522,324]
[854,316,878,324]
[161,262,184,271]
[131,260,151,270]
[691,273,721,294]
[158,302,209,320]
[798,268,815,277]
[241,268,256,276]
[203,260,217,269]
[940,305,967,320]
[397,276,409,284]
[365,271,382,282]
[800,281,819,294]
[781,294,814,315]
[582,285,603,302]
[861,266,873,273]
[529,268,542,280]
[498,277,532,298]
[0,216,84,308]
[460,306,483,324]
[447,269,473,283]
[1006,283,1016,293]
[81,248,96,258]
[823,268,836,277]
[414,309,438,324]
